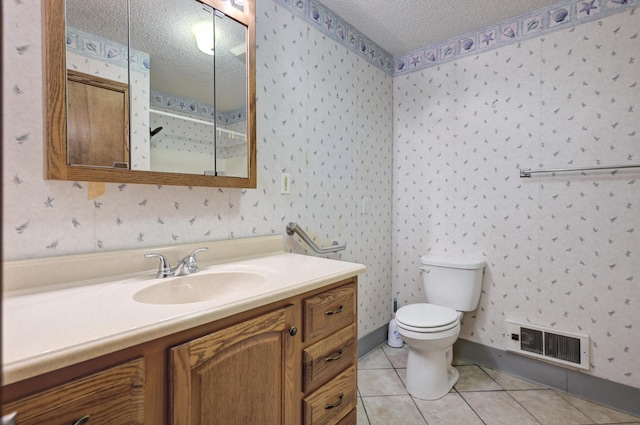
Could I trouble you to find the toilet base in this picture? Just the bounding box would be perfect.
[405,345,460,400]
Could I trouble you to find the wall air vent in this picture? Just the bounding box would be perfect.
[505,320,589,370]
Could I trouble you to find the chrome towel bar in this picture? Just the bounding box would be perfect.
[520,163,640,178]
[286,222,346,254]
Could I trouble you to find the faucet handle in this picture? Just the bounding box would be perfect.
[145,253,172,278]
[189,247,208,258]
[181,247,208,274]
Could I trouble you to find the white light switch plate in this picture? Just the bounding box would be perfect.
[362,197,369,214]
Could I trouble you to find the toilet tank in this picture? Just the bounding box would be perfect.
[420,255,485,311]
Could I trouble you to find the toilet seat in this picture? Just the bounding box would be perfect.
[396,303,459,333]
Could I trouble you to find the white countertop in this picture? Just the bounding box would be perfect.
[2,239,366,385]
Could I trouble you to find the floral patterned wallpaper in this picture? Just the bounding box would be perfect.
[393,9,639,388]
[4,0,638,390]
[149,112,215,156]
[2,0,393,338]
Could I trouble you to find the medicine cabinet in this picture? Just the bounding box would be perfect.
[43,0,256,188]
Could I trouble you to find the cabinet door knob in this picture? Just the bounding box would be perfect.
[72,415,90,425]
[289,326,298,336]
[324,305,344,316]
[324,350,344,363]
[324,394,344,410]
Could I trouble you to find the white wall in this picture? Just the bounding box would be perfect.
[392,10,639,389]
[2,0,394,339]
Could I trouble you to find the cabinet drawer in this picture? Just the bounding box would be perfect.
[3,358,145,425]
[304,282,356,341]
[303,324,356,392]
[303,365,356,425]
[336,409,356,425]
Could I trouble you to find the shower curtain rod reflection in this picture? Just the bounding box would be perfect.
[149,108,247,139]
[520,163,640,178]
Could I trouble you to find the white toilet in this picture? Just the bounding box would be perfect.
[395,255,485,400]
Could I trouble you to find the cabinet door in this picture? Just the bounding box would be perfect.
[66,70,130,168]
[2,358,145,425]
[171,306,295,425]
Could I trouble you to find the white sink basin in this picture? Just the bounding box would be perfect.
[133,271,266,305]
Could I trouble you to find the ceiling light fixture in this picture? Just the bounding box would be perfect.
[194,22,214,55]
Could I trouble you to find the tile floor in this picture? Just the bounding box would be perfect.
[357,345,640,425]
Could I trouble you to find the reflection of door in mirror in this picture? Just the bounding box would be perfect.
[67,70,130,168]
[65,0,135,169]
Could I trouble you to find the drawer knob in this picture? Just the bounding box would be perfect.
[73,415,91,425]
[324,350,344,363]
[324,305,344,316]
[289,326,298,336]
[325,393,344,410]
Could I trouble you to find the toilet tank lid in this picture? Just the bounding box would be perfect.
[420,255,485,270]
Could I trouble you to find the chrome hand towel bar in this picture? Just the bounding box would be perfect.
[286,222,346,254]
[520,163,640,178]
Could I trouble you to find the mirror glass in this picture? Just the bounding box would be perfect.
[63,0,249,178]
[214,13,248,177]
[65,0,130,169]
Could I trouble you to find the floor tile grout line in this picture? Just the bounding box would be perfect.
[480,367,639,423]
[393,363,430,425]
[477,363,509,391]
[385,346,429,424]
[358,395,373,425]
[451,388,488,425]
[548,389,629,425]
[407,394,430,425]
[359,348,640,425]
[460,361,600,424]
[391,347,490,424]
[503,389,546,425]
[465,365,549,425]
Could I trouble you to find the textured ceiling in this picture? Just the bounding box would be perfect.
[65,0,565,107]
[66,0,246,110]
[318,0,562,57]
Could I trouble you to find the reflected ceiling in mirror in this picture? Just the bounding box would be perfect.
[43,0,256,188]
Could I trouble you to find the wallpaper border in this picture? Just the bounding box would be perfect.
[394,0,639,75]
[275,0,638,76]
[66,27,150,75]
[150,90,247,125]
[273,0,395,74]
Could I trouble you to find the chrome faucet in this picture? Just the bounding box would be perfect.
[145,247,208,278]
[178,247,208,275]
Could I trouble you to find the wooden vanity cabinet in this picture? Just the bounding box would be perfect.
[170,306,296,425]
[168,280,358,425]
[301,282,358,425]
[2,358,145,425]
[2,278,358,425]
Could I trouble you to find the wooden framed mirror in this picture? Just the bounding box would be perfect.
[43,0,256,188]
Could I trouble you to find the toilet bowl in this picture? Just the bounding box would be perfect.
[396,303,462,399]
[395,255,485,400]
